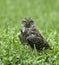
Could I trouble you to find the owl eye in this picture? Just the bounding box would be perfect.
[22,21,26,24]
[30,21,34,24]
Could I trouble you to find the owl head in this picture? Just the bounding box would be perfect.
[21,17,34,28]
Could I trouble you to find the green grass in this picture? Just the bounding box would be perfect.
[0,0,59,65]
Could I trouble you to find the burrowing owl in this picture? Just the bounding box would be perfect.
[18,17,51,51]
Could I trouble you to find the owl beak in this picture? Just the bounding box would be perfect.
[26,22,29,24]
[26,23,30,27]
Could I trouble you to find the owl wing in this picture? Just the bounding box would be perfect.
[18,31,28,45]
[26,34,51,50]
[26,34,43,49]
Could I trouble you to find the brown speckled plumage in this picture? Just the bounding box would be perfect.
[18,17,51,51]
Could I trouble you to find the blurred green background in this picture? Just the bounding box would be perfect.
[0,0,59,30]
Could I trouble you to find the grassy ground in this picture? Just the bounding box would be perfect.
[0,0,59,65]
